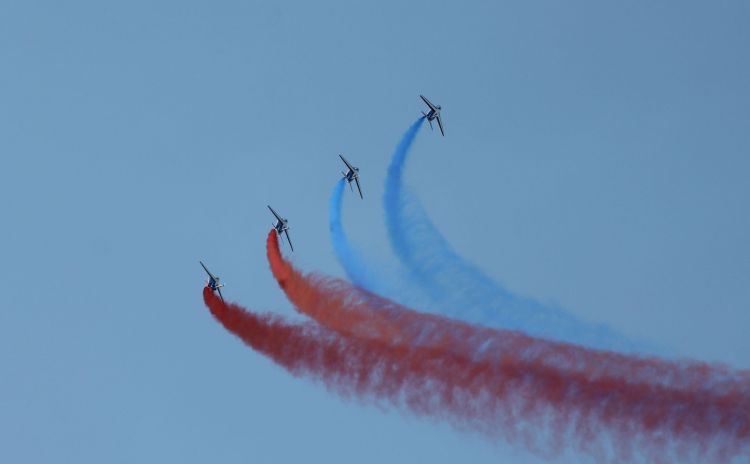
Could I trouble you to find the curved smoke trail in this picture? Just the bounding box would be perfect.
[382,118,641,352]
[244,235,750,462]
[268,229,749,394]
[329,178,386,294]
[330,176,428,311]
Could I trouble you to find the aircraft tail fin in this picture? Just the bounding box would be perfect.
[422,111,433,129]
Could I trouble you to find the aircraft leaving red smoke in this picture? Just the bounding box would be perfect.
[260,230,750,462]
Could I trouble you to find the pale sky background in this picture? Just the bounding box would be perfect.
[1,1,748,463]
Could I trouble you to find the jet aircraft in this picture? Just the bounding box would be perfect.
[268,205,294,251]
[420,94,445,136]
[200,260,225,301]
[339,154,363,199]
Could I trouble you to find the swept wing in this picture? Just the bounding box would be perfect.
[339,154,355,172]
[435,113,445,136]
[267,205,283,223]
[420,94,438,112]
[354,177,363,199]
[284,229,294,251]
[200,260,217,281]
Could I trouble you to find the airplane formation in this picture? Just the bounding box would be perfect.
[202,95,444,298]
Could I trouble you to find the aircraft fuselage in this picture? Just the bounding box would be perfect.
[274,220,288,234]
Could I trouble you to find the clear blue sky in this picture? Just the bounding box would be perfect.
[1,1,748,462]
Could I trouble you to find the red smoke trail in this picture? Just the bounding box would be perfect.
[202,286,530,444]
[267,230,750,394]
[263,230,750,461]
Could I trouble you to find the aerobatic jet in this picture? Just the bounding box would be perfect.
[268,205,294,251]
[339,154,363,199]
[200,260,225,301]
[420,94,445,136]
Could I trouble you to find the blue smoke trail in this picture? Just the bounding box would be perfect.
[331,176,431,310]
[383,118,643,352]
[329,178,382,292]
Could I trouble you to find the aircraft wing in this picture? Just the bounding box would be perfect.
[355,177,363,199]
[436,113,445,136]
[267,205,283,222]
[420,94,438,111]
[200,261,216,281]
[339,154,354,171]
[217,286,225,302]
[284,229,294,252]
